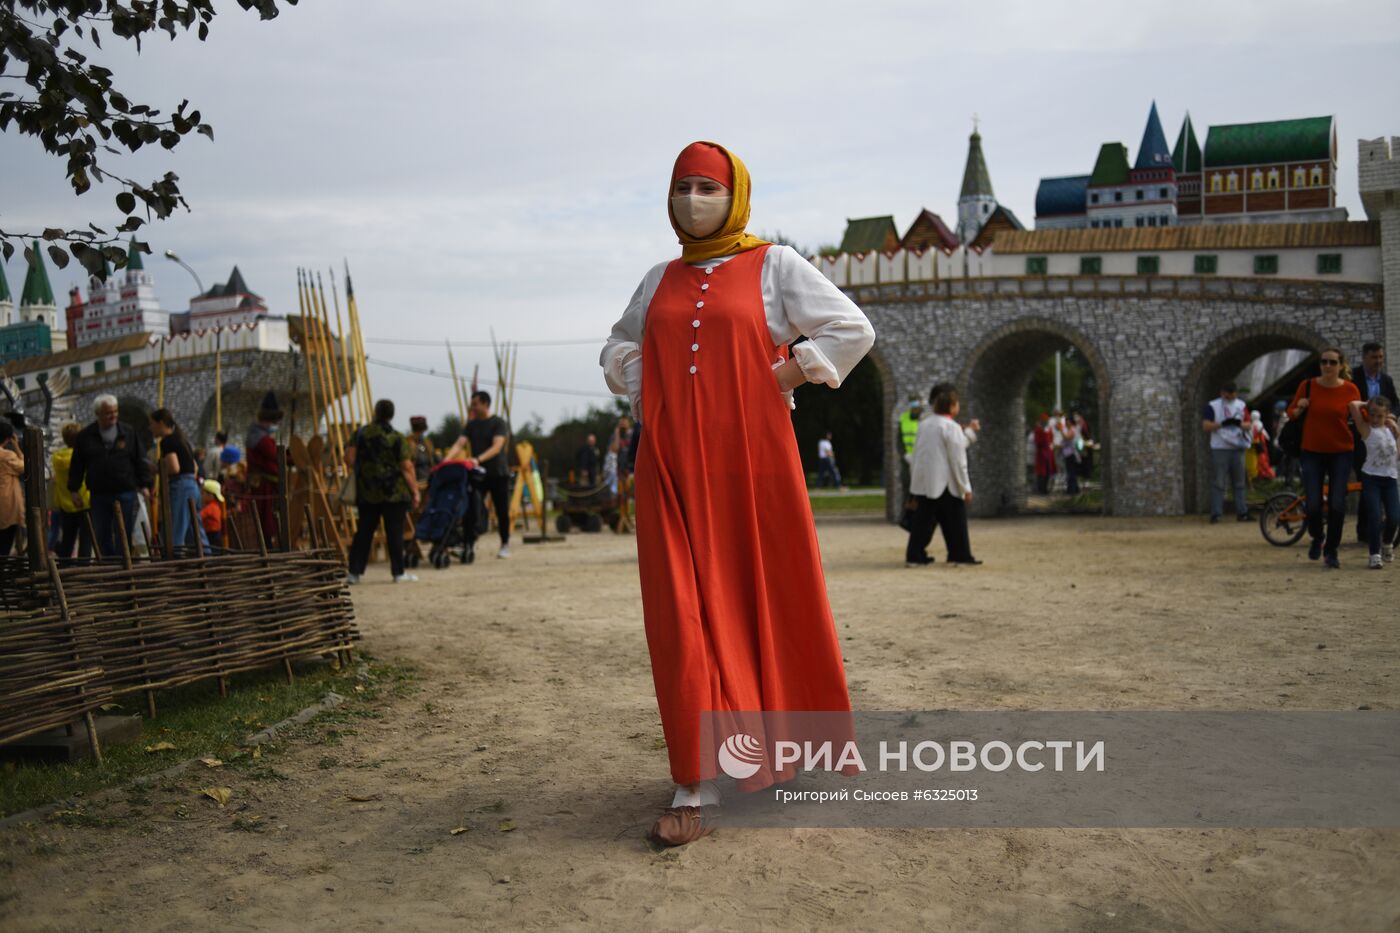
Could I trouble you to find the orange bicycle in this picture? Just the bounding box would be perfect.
[1259,481,1363,546]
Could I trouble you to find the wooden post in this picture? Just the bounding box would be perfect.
[187,497,228,698]
[276,444,292,552]
[252,507,296,685]
[329,267,359,428]
[22,428,47,571]
[44,554,103,764]
[157,459,175,560]
[112,502,158,719]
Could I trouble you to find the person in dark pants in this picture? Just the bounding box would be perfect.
[1352,342,1399,544]
[576,433,601,487]
[1288,348,1362,568]
[68,393,153,557]
[344,399,420,583]
[444,390,512,559]
[906,386,981,566]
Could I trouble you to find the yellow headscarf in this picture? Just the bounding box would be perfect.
[668,140,771,263]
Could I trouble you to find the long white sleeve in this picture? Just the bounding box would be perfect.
[763,246,875,388]
[600,261,669,409]
[944,419,972,496]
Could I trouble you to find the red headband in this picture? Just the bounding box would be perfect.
[671,142,732,188]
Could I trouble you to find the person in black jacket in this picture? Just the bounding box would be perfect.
[1353,343,1400,544]
[69,394,153,557]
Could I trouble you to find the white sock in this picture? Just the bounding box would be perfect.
[670,780,720,808]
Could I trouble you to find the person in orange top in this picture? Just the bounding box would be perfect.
[601,142,875,846]
[200,479,226,551]
[1287,346,1362,567]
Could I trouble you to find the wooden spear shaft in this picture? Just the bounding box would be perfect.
[308,276,343,465]
[447,341,466,424]
[296,270,323,437]
[344,262,373,419]
[315,273,350,459]
[329,268,359,428]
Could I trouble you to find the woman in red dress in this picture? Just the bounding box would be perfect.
[602,142,874,845]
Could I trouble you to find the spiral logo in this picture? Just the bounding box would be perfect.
[717,732,764,779]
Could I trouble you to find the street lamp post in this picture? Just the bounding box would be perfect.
[164,250,221,434]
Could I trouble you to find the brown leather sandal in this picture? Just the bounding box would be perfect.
[647,805,718,847]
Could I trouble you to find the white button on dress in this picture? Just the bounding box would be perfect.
[689,365,697,374]
[696,301,704,308]
[691,343,700,352]
[701,283,709,291]
[691,319,701,328]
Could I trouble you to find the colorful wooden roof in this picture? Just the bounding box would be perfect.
[1088,143,1131,187]
[1173,113,1202,174]
[1203,116,1334,168]
[1035,175,1090,218]
[959,130,995,200]
[839,216,899,254]
[1136,102,1173,169]
[20,241,55,307]
[993,220,1378,254]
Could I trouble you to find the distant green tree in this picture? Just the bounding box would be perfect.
[789,355,884,486]
[430,414,462,451]
[1023,346,1099,431]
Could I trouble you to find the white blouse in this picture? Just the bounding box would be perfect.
[600,245,875,415]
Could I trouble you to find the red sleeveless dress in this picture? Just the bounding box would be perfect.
[634,244,852,787]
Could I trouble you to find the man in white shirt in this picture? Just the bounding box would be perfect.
[905,385,981,565]
[816,432,842,488]
[1202,380,1252,523]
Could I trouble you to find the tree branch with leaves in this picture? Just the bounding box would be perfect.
[0,0,294,276]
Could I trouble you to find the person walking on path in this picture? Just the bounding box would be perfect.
[1348,397,1399,569]
[407,416,437,487]
[816,431,843,488]
[1288,348,1362,568]
[68,394,152,557]
[1202,380,1252,524]
[1032,412,1055,494]
[344,399,420,584]
[0,420,23,557]
[150,408,209,551]
[601,140,874,845]
[202,432,228,481]
[443,391,513,560]
[906,386,980,566]
[1351,342,1398,543]
[576,433,601,487]
[51,421,92,559]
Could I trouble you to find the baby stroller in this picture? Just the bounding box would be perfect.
[415,459,482,569]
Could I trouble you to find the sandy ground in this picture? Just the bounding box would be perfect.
[2,513,1399,931]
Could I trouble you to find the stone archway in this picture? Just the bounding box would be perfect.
[956,316,1112,517]
[116,395,155,450]
[1180,321,1329,513]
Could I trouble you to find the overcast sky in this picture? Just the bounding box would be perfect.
[2,1,1397,430]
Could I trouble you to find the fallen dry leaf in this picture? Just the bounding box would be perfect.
[498,819,516,832]
[144,741,177,753]
[450,826,469,836]
[252,745,262,759]
[201,787,233,808]
[200,758,224,768]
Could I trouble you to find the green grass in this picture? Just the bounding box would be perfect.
[808,493,885,513]
[0,655,418,819]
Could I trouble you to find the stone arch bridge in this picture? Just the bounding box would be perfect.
[847,275,1384,517]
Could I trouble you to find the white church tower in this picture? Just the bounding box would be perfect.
[956,124,998,245]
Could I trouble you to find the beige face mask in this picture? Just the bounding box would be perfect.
[671,194,732,238]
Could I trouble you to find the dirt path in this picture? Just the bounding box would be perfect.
[3,515,1399,931]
